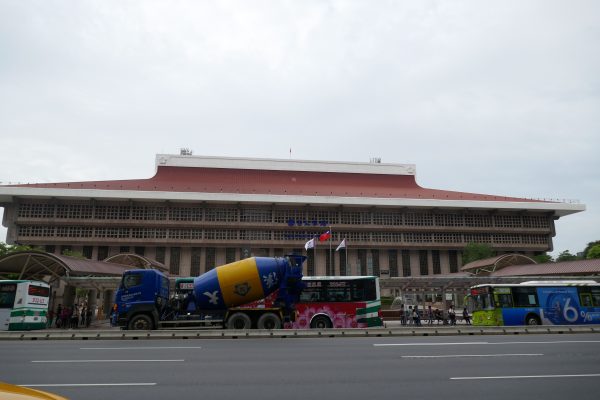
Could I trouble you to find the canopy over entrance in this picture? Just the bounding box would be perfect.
[460,254,537,276]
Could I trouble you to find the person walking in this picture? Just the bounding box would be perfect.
[399,304,406,326]
[448,305,456,326]
[462,307,471,325]
[427,305,433,325]
[55,304,63,328]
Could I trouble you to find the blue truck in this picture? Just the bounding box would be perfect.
[112,254,306,330]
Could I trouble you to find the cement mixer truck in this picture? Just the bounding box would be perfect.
[111,254,306,330]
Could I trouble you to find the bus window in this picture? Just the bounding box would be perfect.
[473,293,493,310]
[580,294,593,307]
[326,288,351,302]
[352,280,377,301]
[512,287,538,307]
[592,288,600,307]
[299,287,323,302]
[494,288,513,308]
[0,283,17,309]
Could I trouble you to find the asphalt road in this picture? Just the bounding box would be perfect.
[1,334,599,400]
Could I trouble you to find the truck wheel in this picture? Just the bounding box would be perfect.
[310,315,332,329]
[128,314,153,330]
[257,313,282,330]
[227,312,252,329]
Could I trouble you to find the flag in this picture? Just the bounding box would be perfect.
[336,238,347,252]
[305,238,316,250]
[319,230,331,242]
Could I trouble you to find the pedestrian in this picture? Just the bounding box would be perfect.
[47,308,54,329]
[80,306,87,327]
[55,304,63,328]
[412,307,421,326]
[86,307,93,328]
[399,304,406,326]
[407,306,413,325]
[61,306,70,329]
[70,305,79,329]
[427,305,433,325]
[462,307,471,325]
[448,305,456,326]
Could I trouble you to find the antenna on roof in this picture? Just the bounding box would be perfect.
[369,157,381,164]
[180,148,193,156]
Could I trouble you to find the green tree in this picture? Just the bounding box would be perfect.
[0,242,33,257]
[583,241,600,258]
[586,244,600,259]
[462,242,495,265]
[555,250,579,262]
[533,253,553,264]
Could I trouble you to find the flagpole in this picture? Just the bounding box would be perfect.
[314,236,317,277]
[345,239,348,276]
[329,225,332,276]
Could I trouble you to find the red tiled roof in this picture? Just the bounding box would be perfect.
[491,259,600,276]
[9,166,541,202]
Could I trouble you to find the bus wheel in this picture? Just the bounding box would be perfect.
[227,312,252,329]
[128,314,153,330]
[310,315,332,329]
[525,314,541,326]
[257,313,282,330]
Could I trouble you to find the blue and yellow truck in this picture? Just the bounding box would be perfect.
[112,255,306,330]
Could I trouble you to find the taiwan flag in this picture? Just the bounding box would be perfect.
[319,230,331,242]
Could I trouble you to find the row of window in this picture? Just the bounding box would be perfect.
[16,203,551,228]
[45,244,461,277]
[17,225,549,245]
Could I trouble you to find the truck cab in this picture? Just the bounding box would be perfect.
[113,269,169,330]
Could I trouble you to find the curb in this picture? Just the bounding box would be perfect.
[1,325,599,340]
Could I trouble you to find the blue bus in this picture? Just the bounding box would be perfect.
[469,280,600,326]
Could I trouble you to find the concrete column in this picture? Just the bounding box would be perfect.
[62,286,76,308]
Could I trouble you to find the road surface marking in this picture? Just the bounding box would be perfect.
[489,340,600,345]
[80,346,202,350]
[20,383,157,387]
[451,373,600,380]
[374,340,600,347]
[32,359,184,363]
[402,353,543,358]
[374,342,489,346]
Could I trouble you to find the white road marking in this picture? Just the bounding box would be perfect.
[20,383,157,387]
[80,346,202,350]
[374,342,489,346]
[32,359,184,363]
[489,340,600,345]
[374,340,600,347]
[451,373,600,380]
[402,353,543,358]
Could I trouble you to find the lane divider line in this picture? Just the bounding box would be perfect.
[31,359,184,363]
[402,353,544,358]
[451,373,600,380]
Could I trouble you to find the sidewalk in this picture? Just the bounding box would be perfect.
[44,319,116,331]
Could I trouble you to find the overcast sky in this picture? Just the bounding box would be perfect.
[1,0,598,256]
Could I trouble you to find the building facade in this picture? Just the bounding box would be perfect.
[0,154,585,278]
